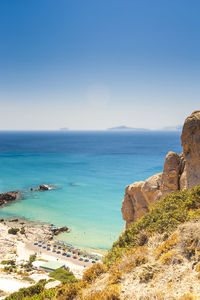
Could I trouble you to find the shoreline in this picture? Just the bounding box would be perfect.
[0,216,104,276]
[0,215,107,254]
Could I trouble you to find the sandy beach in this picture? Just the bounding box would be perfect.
[0,216,103,283]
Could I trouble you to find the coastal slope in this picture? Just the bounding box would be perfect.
[6,110,200,300]
[122,110,200,228]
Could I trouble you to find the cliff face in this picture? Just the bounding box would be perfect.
[122,110,200,228]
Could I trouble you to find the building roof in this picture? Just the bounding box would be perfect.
[41,261,65,271]
[32,261,45,268]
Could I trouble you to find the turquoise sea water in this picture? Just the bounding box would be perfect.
[0,131,182,250]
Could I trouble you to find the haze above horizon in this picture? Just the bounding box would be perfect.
[0,1,199,130]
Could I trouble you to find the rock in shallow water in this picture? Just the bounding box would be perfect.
[0,191,20,206]
[31,184,58,191]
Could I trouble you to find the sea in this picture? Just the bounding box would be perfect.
[0,131,182,250]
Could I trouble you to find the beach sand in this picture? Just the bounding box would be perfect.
[0,217,103,280]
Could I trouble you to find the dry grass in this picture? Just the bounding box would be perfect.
[56,282,82,300]
[179,293,198,300]
[117,246,148,273]
[108,266,122,284]
[82,263,107,284]
[139,264,159,283]
[178,222,200,261]
[83,284,121,300]
[154,233,178,259]
[195,263,200,272]
[159,250,175,264]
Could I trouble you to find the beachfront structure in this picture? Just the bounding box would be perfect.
[32,260,65,272]
[41,261,65,272]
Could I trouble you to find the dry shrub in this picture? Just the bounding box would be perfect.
[135,253,148,267]
[178,222,200,260]
[56,282,82,300]
[154,233,178,259]
[139,264,159,283]
[159,250,175,264]
[195,263,200,272]
[167,280,173,288]
[84,290,102,300]
[185,238,199,259]
[179,293,198,300]
[136,230,148,246]
[116,246,148,274]
[188,208,200,220]
[103,284,121,300]
[124,253,148,273]
[82,263,107,284]
[108,265,122,284]
[171,254,184,265]
[84,284,121,300]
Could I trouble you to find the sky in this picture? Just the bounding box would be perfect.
[0,0,200,130]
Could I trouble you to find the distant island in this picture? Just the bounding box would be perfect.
[107,126,150,131]
[60,127,69,131]
[107,125,182,132]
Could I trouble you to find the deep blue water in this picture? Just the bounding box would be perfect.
[0,131,182,249]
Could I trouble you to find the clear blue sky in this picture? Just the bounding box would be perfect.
[0,0,200,130]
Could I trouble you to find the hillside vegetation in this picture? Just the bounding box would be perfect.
[7,186,200,299]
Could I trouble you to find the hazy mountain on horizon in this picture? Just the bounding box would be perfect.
[60,127,69,131]
[107,126,150,131]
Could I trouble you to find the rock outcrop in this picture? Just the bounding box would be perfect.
[0,191,20,206]
[122,110,200,228]
[50,225,70,235]
[30,184,57,192]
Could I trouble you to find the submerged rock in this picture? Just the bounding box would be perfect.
[69,182,79,187]
[122,110,200,228]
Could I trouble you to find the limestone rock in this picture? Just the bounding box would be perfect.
[180,110,200,189]
[122,110,200,228]
[161,151,181,194]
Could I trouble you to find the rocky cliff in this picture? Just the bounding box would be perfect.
[122,110,200,228]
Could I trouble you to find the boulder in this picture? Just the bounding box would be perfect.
[31,184,56,192]
[0,191,20,206]
[39,184,50,191]
[50,225,69,235]
[122,110,200,228]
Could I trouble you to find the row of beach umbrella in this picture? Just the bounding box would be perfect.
[33,240,100,263]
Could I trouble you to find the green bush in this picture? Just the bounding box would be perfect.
[23,288,57,299]
[104,186,200,266]
[23,276,35,283]
[49,268,78,284]
[1,260,15,266]
[8,228,20,235]
[6,280,47,300]
[29,254,36,263]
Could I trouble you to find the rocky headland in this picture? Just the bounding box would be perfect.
[122,110,200,228]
